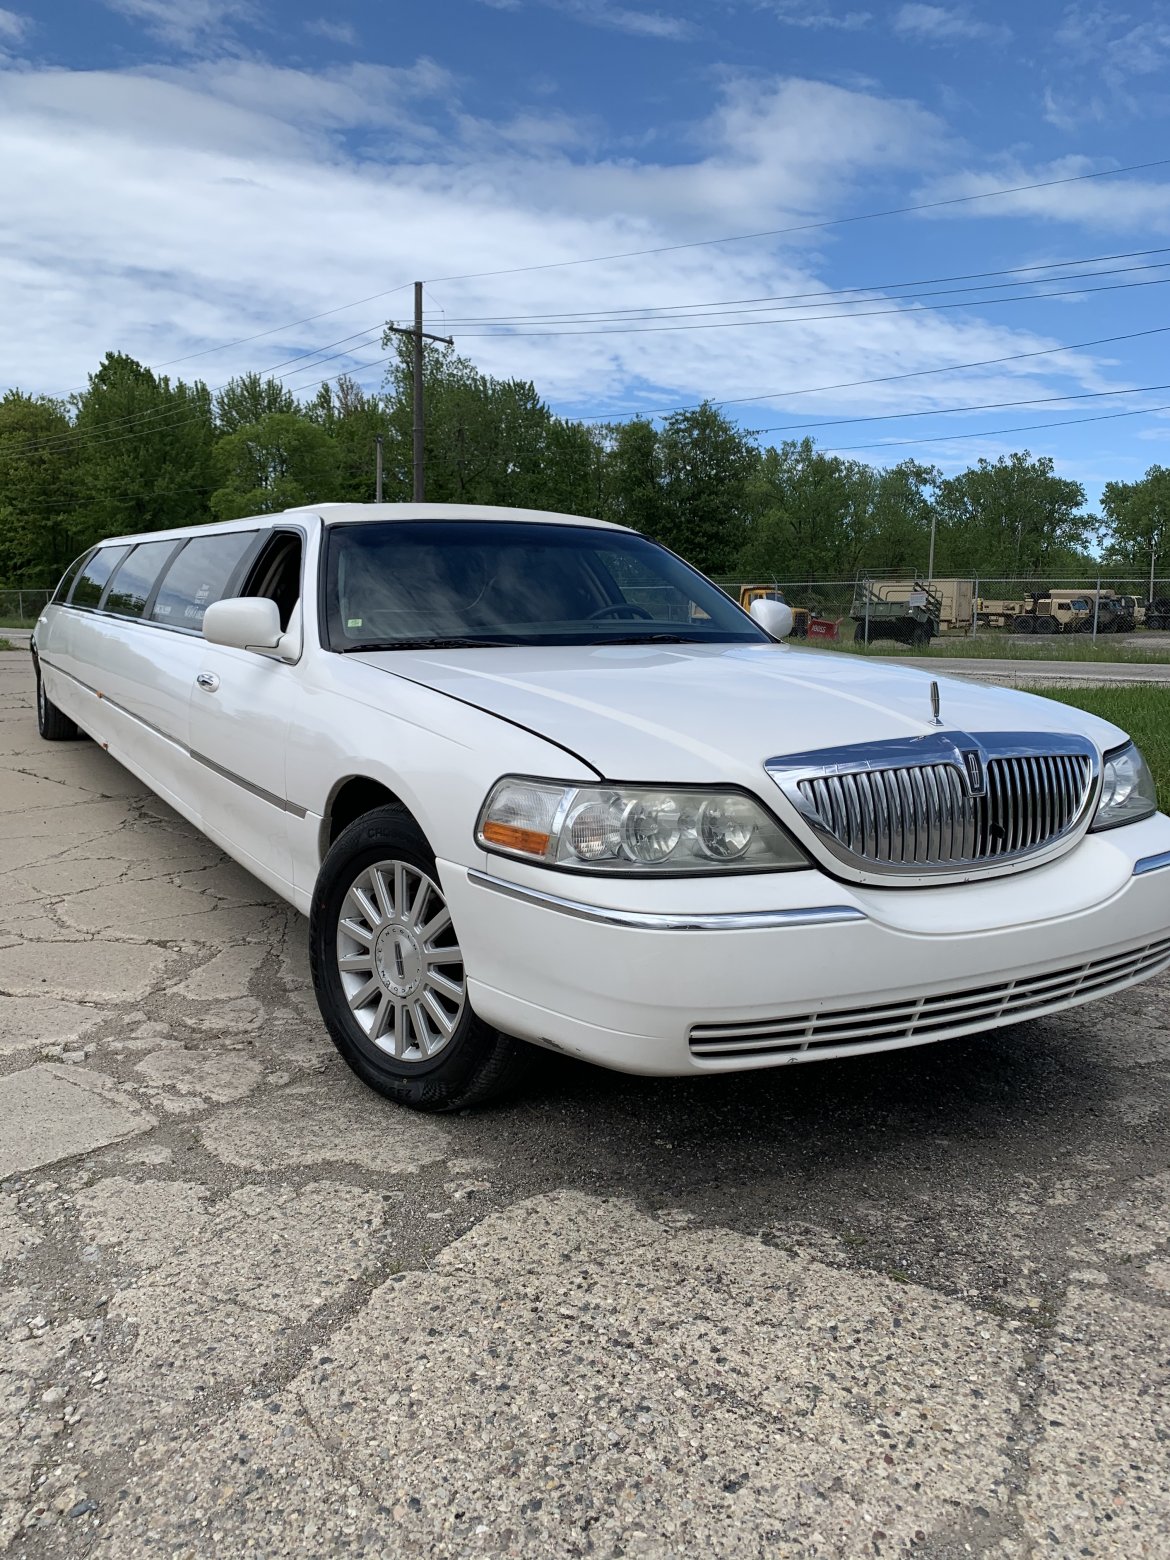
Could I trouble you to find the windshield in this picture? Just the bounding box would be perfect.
[323,520,767,650]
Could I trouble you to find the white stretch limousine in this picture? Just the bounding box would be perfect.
[32,504,1170,1111]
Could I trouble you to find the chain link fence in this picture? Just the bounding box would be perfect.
[0,589,52,629]
[711,573,1170,652]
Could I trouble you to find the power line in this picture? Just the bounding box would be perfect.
[578,322,1170,423]
[144,282,414,372]
[429,245,1170,325]
[49,244,1160,453]
[448,256,1170,336]
[22,240,1168,457]
[15,325,398,458]
[823,400,1170,453]
[426,158,1170,283]
[12,347,403,461]
[754,379,1170,435]
[454,273,1170,338]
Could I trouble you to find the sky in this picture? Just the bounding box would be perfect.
[3,0,1170,507]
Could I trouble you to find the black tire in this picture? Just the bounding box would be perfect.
[1035,615,1058,635]
[309,805,529,1112]
[909,623,930,648]
[853,622,869,645]
[34,659,80,741]
[1012,615,1035,635]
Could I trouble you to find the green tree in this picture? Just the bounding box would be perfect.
[215,373,297,433]
[1101,466,1170,595]
[72,353,214,542]
[653,404,758,573]
[598,419,664,536]
[309,376,390,502]
[0,392,81,584]
[209,412,341,518]
[380,336,595,511]
[932,452,1090,577]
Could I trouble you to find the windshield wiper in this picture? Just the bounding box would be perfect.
[339,636,524,653]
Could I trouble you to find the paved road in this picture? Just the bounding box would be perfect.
[899,655,1170,688]
[1,649,1169,1559]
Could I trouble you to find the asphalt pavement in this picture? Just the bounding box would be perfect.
[1,647,1169,1559]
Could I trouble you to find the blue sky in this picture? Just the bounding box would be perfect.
[4,1,1170,506]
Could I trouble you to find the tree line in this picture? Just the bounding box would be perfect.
[1,333,1166,589]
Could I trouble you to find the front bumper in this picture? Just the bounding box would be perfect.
[440,812,1170,1076]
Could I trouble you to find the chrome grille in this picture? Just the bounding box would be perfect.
[689,937,1170,1059]
[767,731,1099,878]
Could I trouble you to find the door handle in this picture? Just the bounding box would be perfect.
[196,672,220,692]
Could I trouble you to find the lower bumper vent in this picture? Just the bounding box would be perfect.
[688,937,1170,1059]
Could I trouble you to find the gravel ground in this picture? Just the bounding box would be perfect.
[1,648,1169,1559]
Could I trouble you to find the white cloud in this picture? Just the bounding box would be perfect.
[766,3,871,29]
[893,4,1009,43]
[304,17,358,46]
[100,0,258,49]
[915,158,1170,235]
[477,0,696,38]
[1056,3,1170,78]
[0,53,1137,480]
[0,7,29,42]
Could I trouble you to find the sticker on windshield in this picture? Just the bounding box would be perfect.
[347,618,363,628]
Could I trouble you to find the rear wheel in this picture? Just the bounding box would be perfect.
[34,660,80,741]
[1012,615,1035,634]
[309,805,529,1112]
[853,622,869,645]
[1035,615,1058,635]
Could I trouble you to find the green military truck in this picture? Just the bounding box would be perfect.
[851,579,942,647]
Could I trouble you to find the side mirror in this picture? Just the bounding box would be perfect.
[750,597,794,641]
[202,597,282,654]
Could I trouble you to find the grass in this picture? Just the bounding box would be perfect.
[0,637,13,652]
[811,633,1170,664]
[1021,685,1170,814]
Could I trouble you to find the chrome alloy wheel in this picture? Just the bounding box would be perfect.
[335,860,466,1061]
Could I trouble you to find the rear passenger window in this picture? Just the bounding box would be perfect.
[103,540,181,618]
[70,546,131,608]
[150,531,256,630]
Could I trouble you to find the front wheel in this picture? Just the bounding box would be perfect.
[309,806,529,1112]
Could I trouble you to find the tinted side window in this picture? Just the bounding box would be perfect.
[150,532,256,630]
[103,540,181,619]
[53,551,94,603]
[70,546,131,608]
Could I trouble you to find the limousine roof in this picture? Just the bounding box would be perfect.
[101,503,625,548]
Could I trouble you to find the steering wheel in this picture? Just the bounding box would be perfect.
[587,602,654,621]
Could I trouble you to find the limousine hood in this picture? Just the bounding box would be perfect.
[354,642,1125,785]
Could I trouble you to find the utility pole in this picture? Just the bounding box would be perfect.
[927,513,937,586]
[375,434,383,503]
[382,282,453,503]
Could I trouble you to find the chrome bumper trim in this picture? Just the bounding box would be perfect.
[1133,850,1170,877]
[467,870,867,931]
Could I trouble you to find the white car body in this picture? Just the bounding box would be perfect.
[32,503,1170,1080]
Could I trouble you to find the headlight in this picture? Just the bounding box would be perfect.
[476,778,809,873]
[1091,743,1158,831]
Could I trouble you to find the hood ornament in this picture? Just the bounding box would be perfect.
[929,680,942,726]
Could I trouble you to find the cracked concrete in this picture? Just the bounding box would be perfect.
[2,651,1170,1558]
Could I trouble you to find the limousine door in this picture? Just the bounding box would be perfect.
[186,531,304,897]
[187,644,299,895]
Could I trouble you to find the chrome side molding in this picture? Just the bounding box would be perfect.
[467,869,867,931]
